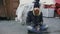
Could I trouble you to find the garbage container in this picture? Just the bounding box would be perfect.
[41,4,55,17]
[42,8,55,17]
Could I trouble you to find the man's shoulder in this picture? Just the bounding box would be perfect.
[28,11,33,14]
[27,11,33,16]
[28,11,33,13]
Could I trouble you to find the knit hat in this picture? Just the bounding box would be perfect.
[34,2,40,8]
[35,0,40,2]
[34,0,40,8]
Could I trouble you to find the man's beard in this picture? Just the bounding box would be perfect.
[33,11,41,16]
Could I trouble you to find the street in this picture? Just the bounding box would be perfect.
[0,18,60,34]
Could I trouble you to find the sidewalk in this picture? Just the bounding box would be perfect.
[0,18,60,34]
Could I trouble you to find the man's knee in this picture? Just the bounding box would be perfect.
[27,26,33,30]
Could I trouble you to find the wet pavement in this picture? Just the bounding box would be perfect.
[0,18,60,34]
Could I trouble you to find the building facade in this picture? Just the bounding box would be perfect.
[0,0,19,19]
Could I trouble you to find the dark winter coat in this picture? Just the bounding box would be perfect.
[26,11,43,25]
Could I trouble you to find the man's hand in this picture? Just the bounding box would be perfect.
[35,25,40,31]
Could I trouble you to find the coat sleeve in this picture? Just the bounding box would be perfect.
[40,12,43,24]
[38,12,43,26]
[26,12,31,25]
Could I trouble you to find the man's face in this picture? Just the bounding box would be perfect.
[34,8,39,15]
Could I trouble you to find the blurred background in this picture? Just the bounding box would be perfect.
[0,0,19,20]
[0,0,60,34]
[0,0,60,20]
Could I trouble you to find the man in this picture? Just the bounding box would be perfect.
[26,2,43,31]
[26,0,48,32]
[26,7,43,26]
